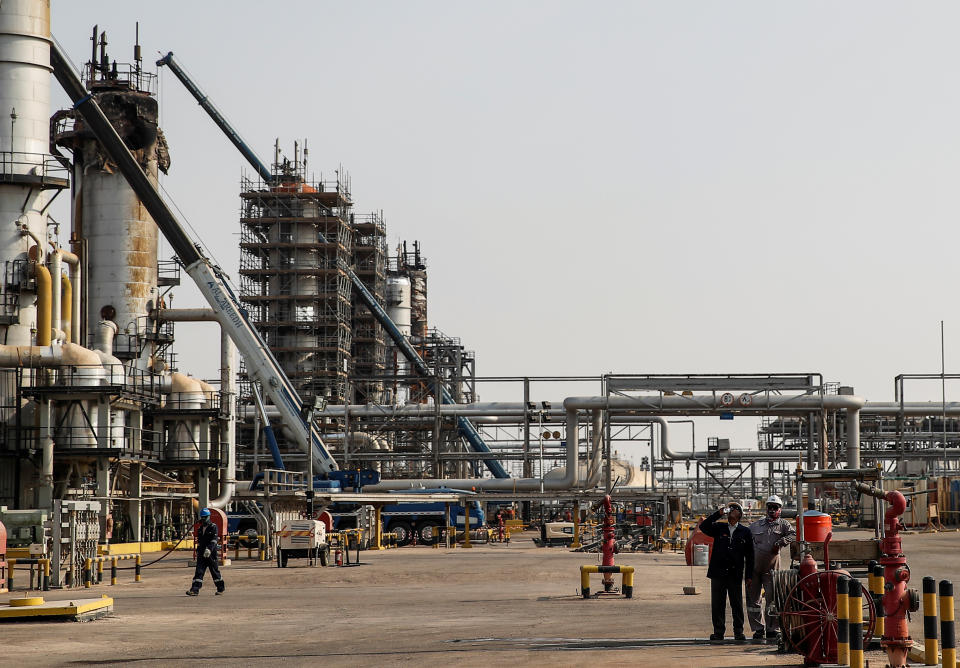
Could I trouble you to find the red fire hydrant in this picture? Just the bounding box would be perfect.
[854,483,917,668]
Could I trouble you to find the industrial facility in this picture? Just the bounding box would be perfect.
[3,2,960,667]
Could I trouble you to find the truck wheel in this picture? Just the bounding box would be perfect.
[417,520,441,545]
[319,545,329,567]
[389,520,414,547]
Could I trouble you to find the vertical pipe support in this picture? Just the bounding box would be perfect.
[462,498,472,549]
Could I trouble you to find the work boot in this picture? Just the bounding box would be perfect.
[766,629,779,639]
[185,590,199,596]
[708,633,723,644]
[752,629,765,643]
[215,589,225,596]
[734,633,746,644]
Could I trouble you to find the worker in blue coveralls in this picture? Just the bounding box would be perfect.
[186,508,225,596]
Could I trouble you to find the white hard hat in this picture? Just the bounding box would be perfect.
[766,495,783,507]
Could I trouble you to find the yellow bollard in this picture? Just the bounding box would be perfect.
[922,576,938,666]
[84,558,92,588]
[940,580,956,668]
[135,555,142,582]
[622,566,634,598]
[871,563,885,639]
[374,506,384,550]
[849,579,863,668]
[580,566,592,597]
[111,557,118,586]
[837,575,849,666]
[97,558,104,584]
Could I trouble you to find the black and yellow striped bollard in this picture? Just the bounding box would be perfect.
[872,562,885,639]
[84,557,92,588]
[923,576,938,666]
[837,575,849,666]
[135,554,142,582]
[941,580,956,668]
[96,558,104,584]
[849,579,863,668]
[110,557,118,586]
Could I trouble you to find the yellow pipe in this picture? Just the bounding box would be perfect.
[33,264,51,346]
[60,273,71,341]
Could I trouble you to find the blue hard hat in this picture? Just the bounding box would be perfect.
[199,508,211,518]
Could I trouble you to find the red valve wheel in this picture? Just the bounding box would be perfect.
[780,571,876,665]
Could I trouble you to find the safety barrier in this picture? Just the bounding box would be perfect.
[580,564,634,599]
[901,578,958,668]
[942,580,956,668]
[331,531,362,566]
[7,558,50,592]
[837,575,849,665]
[869,562,885,639]
[848,579,863,668]
[923,576,938,665]
[83,554,142,588]
[431,525,455,548]
[232,535,267,561]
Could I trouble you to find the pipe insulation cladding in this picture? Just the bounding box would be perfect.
[0,0,63,347]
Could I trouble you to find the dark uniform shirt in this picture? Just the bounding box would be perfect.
[699,510,754,581]
[196,521,220,557]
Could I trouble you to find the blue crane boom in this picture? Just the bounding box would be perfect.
[155,51,509,479]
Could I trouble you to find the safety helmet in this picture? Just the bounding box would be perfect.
[199,508,211,518]
[766,495,783,507]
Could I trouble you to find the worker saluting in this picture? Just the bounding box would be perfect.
[747,495,795,641]
[699,502,753,643]
[186,508,225,596]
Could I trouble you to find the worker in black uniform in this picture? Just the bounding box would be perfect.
[186,508,225,596]
[699,502,753,643]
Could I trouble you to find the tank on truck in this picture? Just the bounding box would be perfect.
[155,51,508,479]
[50,41,337,474]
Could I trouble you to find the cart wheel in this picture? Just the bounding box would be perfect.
[780,571,875,665]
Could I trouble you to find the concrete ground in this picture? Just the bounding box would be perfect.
[2,527,958,667]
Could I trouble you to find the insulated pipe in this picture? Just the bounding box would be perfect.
[94,320,117,355]
[847,405,861,470]
[564,394,865,468]
[60,273,71,344]
[57,247,80,344]
[151,308,236,509]
[363,409,580,492]
[49,251,61,338]
[33,263,51,346]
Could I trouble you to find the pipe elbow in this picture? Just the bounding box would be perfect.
[885,490,907,518]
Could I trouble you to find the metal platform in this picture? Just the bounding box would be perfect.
[0,595,113,622]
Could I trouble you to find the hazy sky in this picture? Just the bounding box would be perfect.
[48,2,960,458]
